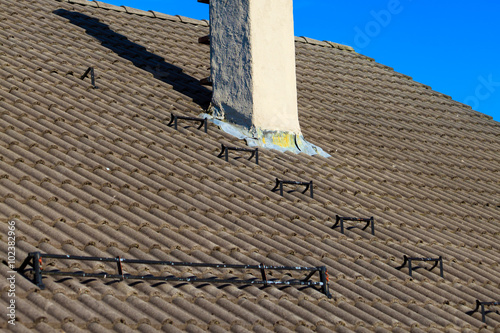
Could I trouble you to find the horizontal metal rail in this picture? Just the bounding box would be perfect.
[332,215,374,235]
[396,255,443,278]
[466,300,500,323]
[167,113,208,133]
[17,252,331,298]
[217,144,258,164]
[272,178,313,198]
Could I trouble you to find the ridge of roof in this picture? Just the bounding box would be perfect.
[55,0,210,26]
[55,0,355,52]
[295,36,355,52]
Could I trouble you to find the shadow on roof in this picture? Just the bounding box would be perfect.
[53,9,211,109]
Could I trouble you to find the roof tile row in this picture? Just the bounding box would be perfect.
[0,0,499,332]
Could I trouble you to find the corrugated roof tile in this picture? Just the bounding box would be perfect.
[1,0,499,331]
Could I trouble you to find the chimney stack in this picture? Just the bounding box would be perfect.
[206,0,328,156]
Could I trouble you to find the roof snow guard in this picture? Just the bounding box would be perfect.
[332,215,375,235]
[80,66,97,89]
[17,252,332,298]
[217,144,259,164]
[467,301,500,323]
[396,255,444,278]
[272,178,313,198]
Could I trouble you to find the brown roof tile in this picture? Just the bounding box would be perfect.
[1,0,499,331]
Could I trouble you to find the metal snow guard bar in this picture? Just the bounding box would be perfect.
[17,252,332,298]
[332,215,374,235]
[272,178,313,198]
[167,113,208,133]
[466,300,499,323]
[396,255,444,278]
[217,144,259,164]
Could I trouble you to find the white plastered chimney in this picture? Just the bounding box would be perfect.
[206,0,329,156]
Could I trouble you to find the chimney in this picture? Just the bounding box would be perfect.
[205,0,329,157]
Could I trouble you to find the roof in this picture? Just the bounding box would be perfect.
[0,0,499,332]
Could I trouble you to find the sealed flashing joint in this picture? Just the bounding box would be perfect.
[202,113,330,157]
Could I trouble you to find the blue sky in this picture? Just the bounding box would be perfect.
[103,0,500,122]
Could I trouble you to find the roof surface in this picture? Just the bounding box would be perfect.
[0,0,499,332]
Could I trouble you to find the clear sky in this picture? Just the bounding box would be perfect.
[102,0,500,122]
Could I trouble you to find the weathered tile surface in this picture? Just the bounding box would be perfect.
[0,0,499,332]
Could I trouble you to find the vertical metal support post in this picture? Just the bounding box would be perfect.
[370,217,375,235]
[224,147,228,162]
[259,264,267,287]
[117,256,124,281]
[32,252,45,289]
[319,267,332,299]
[338,216,344,234]
[279,181,283,196]
[255,148,259,165]
[17,253,34,273]
[173,116,178,130]
[203,119,208,133]
[439,256,444,278]
[90,67,96,89]
[309,181,313,198]
[481,303,485,323]
[408,259,413,277]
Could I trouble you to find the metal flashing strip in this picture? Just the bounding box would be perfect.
[17,252,332,298]
[332,215,375,235]
[396,255,444,278]
[217,144,258,164]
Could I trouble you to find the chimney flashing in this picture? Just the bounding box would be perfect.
[201,115,330,157]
